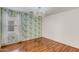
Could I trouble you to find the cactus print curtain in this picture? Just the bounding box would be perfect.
[1,8,21,45]
[0,8,2,44]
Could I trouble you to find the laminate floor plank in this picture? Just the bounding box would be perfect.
[0,37,79,52]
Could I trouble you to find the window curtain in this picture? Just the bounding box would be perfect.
[0,8,2,44]
[0,8,42,46]
[1,8,22,45]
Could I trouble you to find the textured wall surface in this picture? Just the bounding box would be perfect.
[21,12,42,40]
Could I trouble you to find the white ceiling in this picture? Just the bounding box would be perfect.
[45,7,78,16]
[5,7,78,17]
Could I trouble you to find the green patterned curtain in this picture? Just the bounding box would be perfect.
[1,8,21,45]
[7,10,19,43]
[21,12,42,40]
[0,8,1,43]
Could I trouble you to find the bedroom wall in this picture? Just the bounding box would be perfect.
[42,8,79,48]
[21,13,42,40]
[0,8,42,45]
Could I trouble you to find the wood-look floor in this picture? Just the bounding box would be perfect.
[0,37,79,52]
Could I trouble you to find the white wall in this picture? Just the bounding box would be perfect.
[42,8,79,48]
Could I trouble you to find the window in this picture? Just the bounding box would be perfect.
[8,21,14,31]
